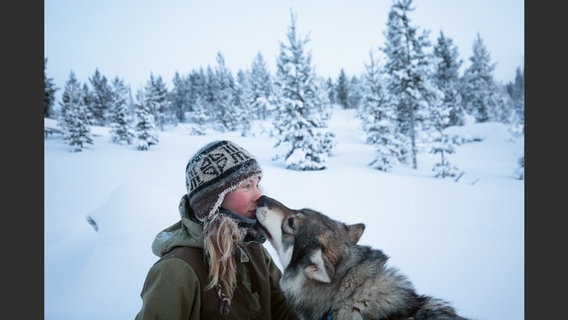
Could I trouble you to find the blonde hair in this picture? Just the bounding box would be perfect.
[202,213,247,316]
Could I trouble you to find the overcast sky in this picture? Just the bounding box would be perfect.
[44,0,524,92]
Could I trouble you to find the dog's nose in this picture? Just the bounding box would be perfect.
[257,195,268,207]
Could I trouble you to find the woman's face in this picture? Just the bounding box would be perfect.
[221,175,262,219]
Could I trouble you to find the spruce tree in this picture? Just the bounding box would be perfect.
[506,66,524,133]
[335,69,350,109]
[44,58,58,118]
[428,31,463,178]
[88,69,113,126]
[360,50,404,171]
[248,51,276,120]
[109,76,135,145]
[187,68,209,121]
[461,33,506,123]
[233,70,250,136]
[348,75,363,110]
[381,0,443,169]
[325,77,337,106]
[171,71,190,124]
[272,11,335,170]
[189,94,209,135]
[144,73,171,131]
[212,52,239,131]
[428,99,459,178]
[433,31,465,127]
[58,71,94,152]
[134,89,159,150]
[513,153,524,180]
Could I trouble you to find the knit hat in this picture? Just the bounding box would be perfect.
[185,140,262,222]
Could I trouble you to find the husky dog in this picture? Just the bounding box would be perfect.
[255,195,469,320]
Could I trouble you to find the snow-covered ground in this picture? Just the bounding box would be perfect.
[45,107,524,319]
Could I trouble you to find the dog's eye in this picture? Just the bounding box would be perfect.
[287,217,294,229]
[282,216,296,234]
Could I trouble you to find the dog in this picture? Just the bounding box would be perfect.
[255,195,469,320]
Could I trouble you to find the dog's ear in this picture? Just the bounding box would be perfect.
[346,223,365,245]
[303,249,333,283]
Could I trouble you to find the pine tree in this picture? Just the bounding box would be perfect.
[428,98,459,178]
[433,31,465,127]
[235,69,253,136]
[429,32,462,178]
[248,51,276,120]
[204,66,217,122]
[325,77,337,106]
[88,69,113,126]
[144,73,171,131]
[189,94,209,135]
[187,68,209,121]
[360,50,404,171]
[109,76,135,145]
[212,51,239,131]
[513,153,524,180]
[171,71,190,124]
[347,75,363,110]
[81,83,95,125]
[134,88,159,150]
[381,0,443,169]
[272,11,335,170]
[58,71,94,152]
[335,69,350,109]
[461,33,507,123]
[44,58,58,118]
[506,66,524,134]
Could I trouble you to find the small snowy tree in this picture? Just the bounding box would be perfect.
[211,52,239,131]
[506,66,524,134]
[44,58,58,118]
[360,50,404,171]
[109,76,135,145]
[88,69,113,126]
[134,89,159,151]
[461,33,509,123]
[248,51,276,120]
[513,153,524,180]
[170,71,190,124]
[58,71,94,152]
[335,69,350,109]
[144,73,171,131]
[188,94,209,135]
[429,126,460,179]
[433,31,465,127]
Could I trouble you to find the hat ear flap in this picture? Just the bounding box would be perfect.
[303,248,333,283]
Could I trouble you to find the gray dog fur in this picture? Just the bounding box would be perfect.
[256,195,469,320]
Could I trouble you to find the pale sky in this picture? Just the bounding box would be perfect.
[44,0,524,93]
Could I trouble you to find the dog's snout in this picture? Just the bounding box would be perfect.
[257,195,268,207]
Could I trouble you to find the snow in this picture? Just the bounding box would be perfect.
[44,107,524,319]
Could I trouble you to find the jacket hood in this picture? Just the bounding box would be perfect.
[151,194,203,257]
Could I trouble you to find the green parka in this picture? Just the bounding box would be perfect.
[135,195,297,320]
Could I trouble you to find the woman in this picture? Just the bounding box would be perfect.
[135,140,297,320]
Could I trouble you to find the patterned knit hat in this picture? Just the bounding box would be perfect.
[185,140,262,221]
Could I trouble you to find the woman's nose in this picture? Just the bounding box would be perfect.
[252,186,262,201]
